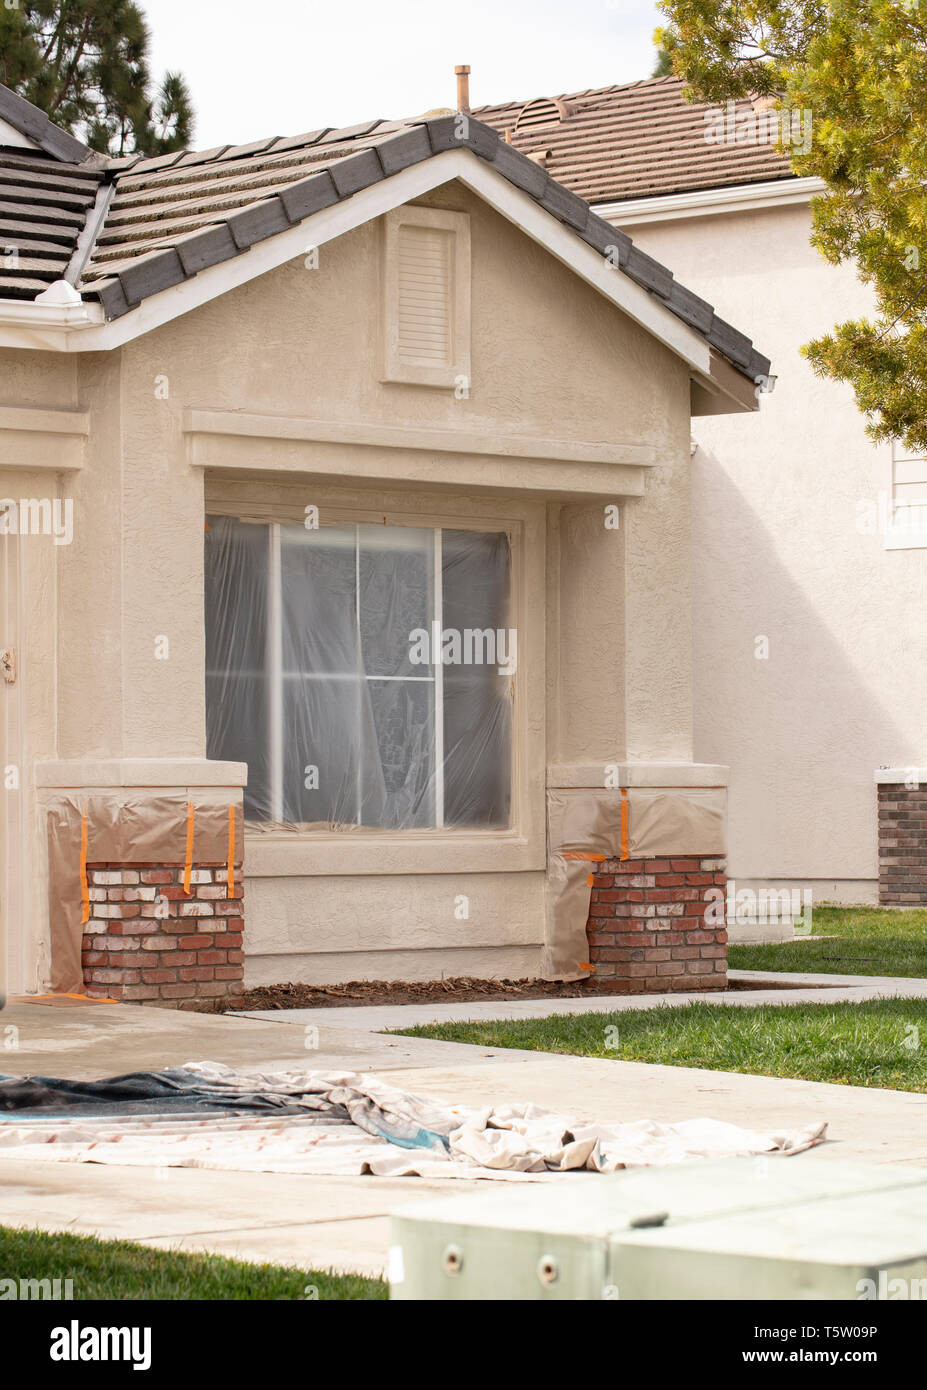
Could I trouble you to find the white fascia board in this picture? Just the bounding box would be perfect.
[0,297,103,350]
[596,176,826,227]
[0,148,709,375]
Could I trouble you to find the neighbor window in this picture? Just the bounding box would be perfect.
[885,440,927,550]
[205,517,512,829]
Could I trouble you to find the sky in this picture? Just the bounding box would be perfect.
[144,0,664,149]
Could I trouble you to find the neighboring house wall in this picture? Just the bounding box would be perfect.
[613,198,927,903]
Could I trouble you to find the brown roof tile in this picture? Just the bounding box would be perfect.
[474,75,793,203]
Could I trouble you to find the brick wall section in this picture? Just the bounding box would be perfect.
[878,785,927,904]
[586,856,727,992]
[81,863,244,1010]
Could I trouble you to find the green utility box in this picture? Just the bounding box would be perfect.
[389,1158,927,1300]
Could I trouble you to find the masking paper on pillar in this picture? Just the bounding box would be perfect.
[541,855,600,982]
[627,788,725,856]
[542,787,726,982]
[46,794,244,995]
[547,789,627,856]
[204,517,512,831]
[542,790,627,982]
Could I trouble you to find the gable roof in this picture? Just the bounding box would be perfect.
[474,75,794,206]
[0,81,769,385]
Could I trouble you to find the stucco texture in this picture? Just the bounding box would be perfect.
[627,203,927,893]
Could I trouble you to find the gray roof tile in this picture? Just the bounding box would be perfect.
[625,244,674,300]
[226,196,293,249]
[0,84,95,165]
[328,147,384,198]
[0,77,769,387]
[707,315,754,370]
[277,170,339,222]
[174,222,242,276]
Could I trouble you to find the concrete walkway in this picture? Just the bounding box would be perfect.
[0,980,926,1278]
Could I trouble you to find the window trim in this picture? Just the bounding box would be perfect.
[885,439,927,551]
[380,205,471,389]
[204,485,545,875]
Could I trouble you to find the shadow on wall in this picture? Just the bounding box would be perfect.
[690,443,913,885]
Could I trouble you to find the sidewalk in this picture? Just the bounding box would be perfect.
[1,980,926,1276]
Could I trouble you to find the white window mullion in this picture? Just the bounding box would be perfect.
[268,522,283,821]
[433,527,445,828]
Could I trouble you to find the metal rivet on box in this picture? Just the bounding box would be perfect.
[442,1243,463,1276]
[537,1254,559,1287]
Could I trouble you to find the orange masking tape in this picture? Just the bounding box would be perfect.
[183,802,195,896]
[620,787,629,861]
[79,809,90,926]
[561,852,607,862]
[227,803,236,899]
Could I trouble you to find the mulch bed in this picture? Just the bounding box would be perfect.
[219,973,814,1013]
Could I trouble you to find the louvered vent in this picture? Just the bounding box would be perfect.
[397,223,452,366]
[513,97,574,133]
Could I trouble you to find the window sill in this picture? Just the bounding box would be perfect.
[243,829,543,877]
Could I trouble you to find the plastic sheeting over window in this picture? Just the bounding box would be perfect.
[205,518,512,830]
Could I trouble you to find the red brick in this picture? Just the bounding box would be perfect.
[197,950,226,965]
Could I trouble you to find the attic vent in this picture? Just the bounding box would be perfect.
[397,222,451,365]
[513,97,574,133]
[381,206,471,388]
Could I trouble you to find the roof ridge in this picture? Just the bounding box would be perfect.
[0,82,98,167]
[63,112,768,388]
[473,73,685,116]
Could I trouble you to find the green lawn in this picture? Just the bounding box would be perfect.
[0,1226,387,1300]
[398,997,927,1090]
[728,904,927,977]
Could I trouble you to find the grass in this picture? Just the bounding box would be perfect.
[398,997,927,1090]
[728,904,927,977]
[0,1226,387,1300]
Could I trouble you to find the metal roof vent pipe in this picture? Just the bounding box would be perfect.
[455,65,471,114]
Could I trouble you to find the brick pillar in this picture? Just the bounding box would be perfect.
[586,856,727,992]
[81,863,244,1009]
[878,782,927,904]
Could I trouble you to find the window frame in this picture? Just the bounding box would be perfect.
[203,484,545,876]
[380,205,471,389]
[885,439,927,551]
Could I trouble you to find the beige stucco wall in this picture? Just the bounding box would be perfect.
[0,352,77,993]
[621,201,927,900]
[3,180,699,989]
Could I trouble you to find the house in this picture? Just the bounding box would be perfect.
[0,80,767,1004]
[476,75,927,932]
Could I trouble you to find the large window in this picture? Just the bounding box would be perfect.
[205,517,513,829]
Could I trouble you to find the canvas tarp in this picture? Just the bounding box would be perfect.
[46,794,244,995]
[541,786,726,982]
[0,1062,826,1179]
